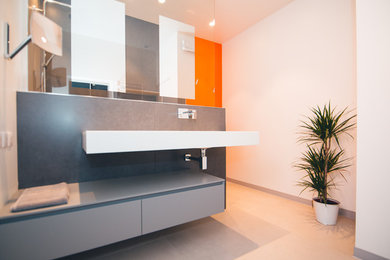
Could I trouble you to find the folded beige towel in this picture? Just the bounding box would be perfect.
[11,182,69,212]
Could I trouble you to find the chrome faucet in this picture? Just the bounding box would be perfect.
[178,108,197,119]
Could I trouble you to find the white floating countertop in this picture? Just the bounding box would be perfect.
[82,130,259,154]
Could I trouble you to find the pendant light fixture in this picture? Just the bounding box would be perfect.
[209,0,215,27]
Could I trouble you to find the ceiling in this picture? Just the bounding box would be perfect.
[118,0,294,43]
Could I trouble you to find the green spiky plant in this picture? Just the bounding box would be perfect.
[296,103,356,204]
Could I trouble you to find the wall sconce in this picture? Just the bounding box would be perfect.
[4,11,62,60]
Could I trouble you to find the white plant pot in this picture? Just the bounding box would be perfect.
[313,198,340,225]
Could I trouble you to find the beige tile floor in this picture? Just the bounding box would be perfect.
[214,181,356,260]
[66,181,356,260]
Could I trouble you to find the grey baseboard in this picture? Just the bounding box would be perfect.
[340,207,356,220]
[226,177,356,220]
[354,247,390,260]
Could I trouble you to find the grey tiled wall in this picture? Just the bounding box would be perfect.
[17,92,226,188]
[126,16,159,93]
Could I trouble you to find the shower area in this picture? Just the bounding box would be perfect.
[28,0,71,94]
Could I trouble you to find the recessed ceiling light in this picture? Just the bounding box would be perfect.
[158,0,166,3]
[209,19,215,27]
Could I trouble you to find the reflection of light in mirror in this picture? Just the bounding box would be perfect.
[158,0,166,4]
[209,19,215,27]
[29,5,44,12]
[41,36,48,43]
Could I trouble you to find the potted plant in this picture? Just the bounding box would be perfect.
[296,103,356,225]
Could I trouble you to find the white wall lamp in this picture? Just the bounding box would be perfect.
[4,11,62,60]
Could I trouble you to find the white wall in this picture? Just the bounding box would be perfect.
[71,0,126,92]
[222,0,357,211]
[0,0,28,207]
[355,0,390,258]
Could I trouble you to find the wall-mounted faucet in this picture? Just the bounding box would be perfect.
[184,148,207,170]
[178,108,197,119]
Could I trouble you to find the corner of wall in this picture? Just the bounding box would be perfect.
[222,0,357,212]
[0,0,28,207]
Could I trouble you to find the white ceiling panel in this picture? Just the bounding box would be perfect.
[118,0,293,43]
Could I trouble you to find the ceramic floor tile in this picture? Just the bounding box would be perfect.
[224,182,355,256]
[212,208,289,246]
[94,238,185,260]
[236,233,355,260]
[164,218,258,260]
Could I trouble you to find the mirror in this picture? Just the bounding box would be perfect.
[71,0,126,93]
[159,16,195,99]
[28,0,219,105]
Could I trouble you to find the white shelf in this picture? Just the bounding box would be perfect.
[82,130,259,154]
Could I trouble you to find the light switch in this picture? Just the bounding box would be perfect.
[6,132,12,148]
[0,132,13,149]
[0,133,4,148]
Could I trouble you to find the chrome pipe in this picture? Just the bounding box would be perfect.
[201,148,207,170]
[184,148,207,170]
[41,0,71,92]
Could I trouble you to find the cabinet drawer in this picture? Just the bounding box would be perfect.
[0,200,141,260]
[142,183,225,234]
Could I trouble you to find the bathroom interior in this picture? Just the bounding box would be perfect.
[0,0,389,259]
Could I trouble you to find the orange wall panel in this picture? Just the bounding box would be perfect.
[214,43,222,107]
[186,37,222,107]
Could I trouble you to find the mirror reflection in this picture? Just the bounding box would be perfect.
[28,0,222,107]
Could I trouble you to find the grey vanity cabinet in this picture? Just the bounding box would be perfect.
[0,175,225,260]
[142,184,225,234]
[0,200,142,260]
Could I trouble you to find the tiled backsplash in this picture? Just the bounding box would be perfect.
[17,92,226,188]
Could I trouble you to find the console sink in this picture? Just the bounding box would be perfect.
[82,131,259,154]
